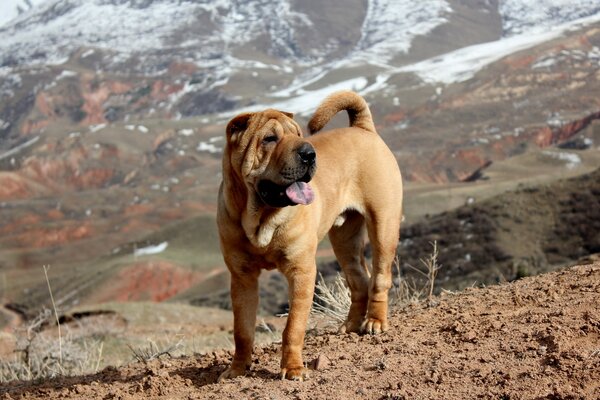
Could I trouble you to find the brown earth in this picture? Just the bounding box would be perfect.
[2,262,599,399]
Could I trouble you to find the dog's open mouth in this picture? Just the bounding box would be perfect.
[285,181,314,205]
[257,179,314,207]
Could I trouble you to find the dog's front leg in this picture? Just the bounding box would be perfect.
[218,269,259,381]
[280,263,316,381]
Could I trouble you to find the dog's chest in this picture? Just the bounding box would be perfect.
[246,248,284,271]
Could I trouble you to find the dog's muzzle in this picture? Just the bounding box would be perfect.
[257,143,316,208]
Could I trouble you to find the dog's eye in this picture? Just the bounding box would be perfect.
[262,135,278,144]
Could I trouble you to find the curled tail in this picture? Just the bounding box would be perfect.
[308,90,376,135]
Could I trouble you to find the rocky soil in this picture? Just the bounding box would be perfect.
[2,262,599,399]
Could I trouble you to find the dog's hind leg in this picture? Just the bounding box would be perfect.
[328,211,370,333]
[364,210,400,334]
[218,268,260,381]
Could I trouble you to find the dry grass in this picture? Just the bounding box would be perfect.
[0,311,106,383]
[128,337,183,365]
[311,241,442,326]
[0,267,105,383]
[404,241,442,305]
[311,272,352,325]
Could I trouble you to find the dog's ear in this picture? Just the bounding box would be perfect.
[280,111,294,119]
[226,113,252,142]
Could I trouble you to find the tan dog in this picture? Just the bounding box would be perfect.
[217,91,403,381]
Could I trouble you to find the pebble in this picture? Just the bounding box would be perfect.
[311,354,331,370]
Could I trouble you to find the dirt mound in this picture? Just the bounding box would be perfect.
[2,262,598,399]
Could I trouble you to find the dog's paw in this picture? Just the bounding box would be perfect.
[280,366,310,381]
[338,318,364,334]
[362,318,388,335]
[217,365,247,382]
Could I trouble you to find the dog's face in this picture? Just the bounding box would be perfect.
[225,109,316,208]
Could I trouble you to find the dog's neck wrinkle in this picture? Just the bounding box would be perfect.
[242,200,293,249]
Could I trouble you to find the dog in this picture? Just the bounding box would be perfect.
[217,91,403,381]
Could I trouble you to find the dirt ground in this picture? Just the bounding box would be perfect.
[2,262,599,400]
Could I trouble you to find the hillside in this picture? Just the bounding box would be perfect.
[397,165,600,290]
[2,262,599,399]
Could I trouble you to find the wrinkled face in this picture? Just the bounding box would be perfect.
[225,109,317,208]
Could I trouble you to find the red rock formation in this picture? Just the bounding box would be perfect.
[151,80,184,101]
[0,173,32,199]
[46,209,65,220]
[153,129,176,152]
[92,261,204,302]
[384,110,406,124]
[80,75,132,125]
[19,119,50,136]
[71,168,115,189]
[503,54,536,69]
[533,110,600,148]
[168,61,198,75]
[10,222,93,249]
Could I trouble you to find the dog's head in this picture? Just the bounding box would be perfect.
[225,109,316,208]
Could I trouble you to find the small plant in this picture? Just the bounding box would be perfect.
[405,240,442,305]
[257,319,281,343]
[128,338,183,365]
[43,265,62,365]
[389,256,425,308]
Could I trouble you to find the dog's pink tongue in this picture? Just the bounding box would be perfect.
[285,182,314,205]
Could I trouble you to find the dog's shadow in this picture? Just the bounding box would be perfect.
[173,364,280,388]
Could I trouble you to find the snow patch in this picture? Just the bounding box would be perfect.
[81,49,95,58]
[89,124,106,133]
[352,0,451,64]
[532,57,557,69]
[237,77,369,117]
[178,128,195,137]
[134,242,168,257]
[396,12,600,84]
[542,151,582,169]
[57,70,77,79]
[197,141,222,154]
[500,0,600,36]
[0,0,49,27]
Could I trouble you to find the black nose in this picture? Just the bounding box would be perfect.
[297,143,316,164]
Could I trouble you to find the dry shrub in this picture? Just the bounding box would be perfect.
[311,273,352,326]
[0,308,104,383]
[0,266,104,383]
[312,241,442,326]
[128,338,183,365]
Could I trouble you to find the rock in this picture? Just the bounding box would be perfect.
[311,354,331,371]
